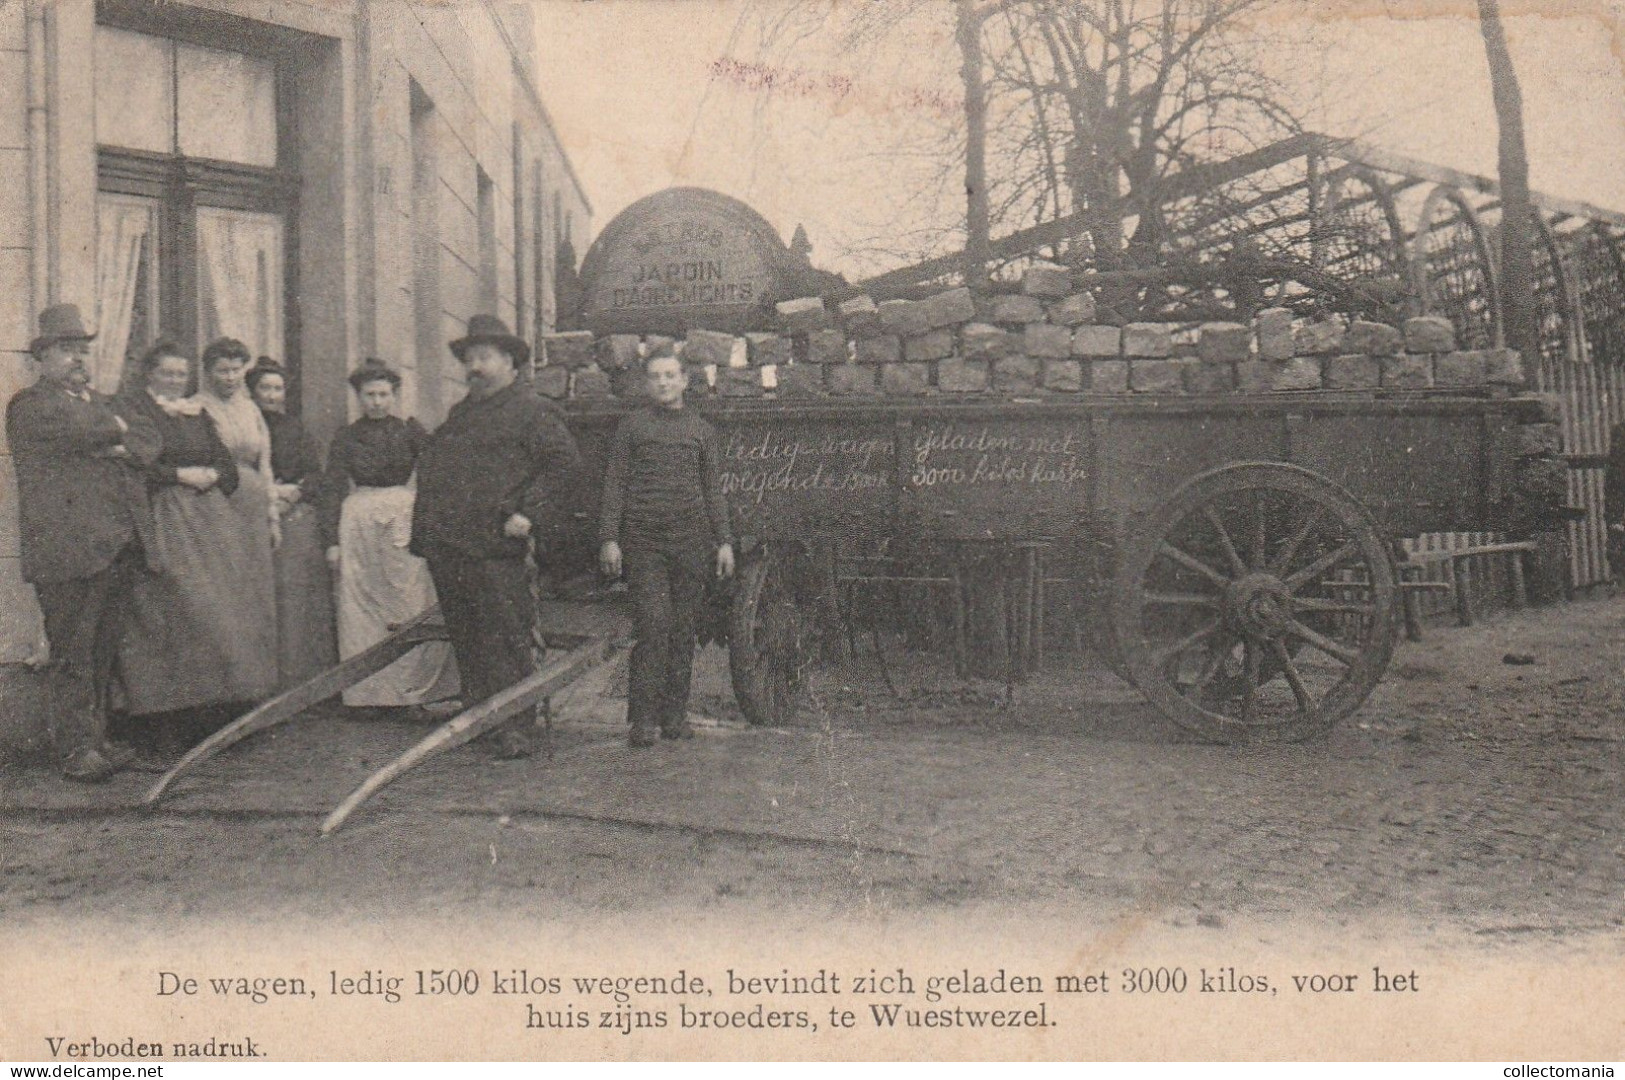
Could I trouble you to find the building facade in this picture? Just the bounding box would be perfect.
[0,0,592,664]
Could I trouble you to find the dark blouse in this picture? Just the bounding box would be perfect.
[316,415,429,546]
[121,391,239,497]
[262,409,323,490]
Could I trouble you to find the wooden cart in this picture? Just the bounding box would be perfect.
[567,391,1546,744]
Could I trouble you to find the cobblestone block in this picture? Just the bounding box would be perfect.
[961,322,1012,361]
[1197,322,1251,362]
[774,362,825,399]
[1485,348,1530,387]
[1272,357,1324,391]
[1435,350,1489,386]
[775,296,830,334]
[1023,323,1072,359]
[716,366,761,397]
[1380,354,1432,389]
[807,328,849,365]
[1122,323,1173,358]
[598,334,641,371]
[991,294,1047,324]
[827,363,879,396]
[840,294,882,337]
[1404,315,1456,353]
[992,354,1041,393]
[542,331,596,370]
[1342,320,1403,356]
[1323,354,1381,390]
[683,329,736,368]
[1130,359,1184,393]
[1235,360,1274,393]
[571,364,612,397]
[1022,265,1072,298]
[881,362,931,396]
[746,332,792,367]
[1294,320,1345,356]
[1042,359,1083,392]
[1088,360,1130,393]
[1184,360,1235,394]
[1071,325,1121,358]
[854,335,902,365]
[904,329,955,362]
[1255,307,1294,361]
[534,365,570,399]
[937,357,989,393]
[1047,292,1096,326]
[643,334,677,359]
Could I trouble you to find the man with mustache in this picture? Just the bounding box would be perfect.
[410,315,583,759]
[6,304,159,781]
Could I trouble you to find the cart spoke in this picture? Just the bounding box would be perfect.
[1282,616,1361,665]
[1269,506,1324,575]
[1152,619,1222,670]
[1180,643,1227,700]
[1251,492,1267,570]
[1271,639,1315,713]
[1157,542,1230,587]
[1239,639,1260,723]
[1143,590,1221,608]
[1201,506,1248,577]
[1292,596,1375,616]
[1283,541,1359,592]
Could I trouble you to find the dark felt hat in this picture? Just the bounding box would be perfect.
[347,357,402,391]
[30,303,97,355]
[449,314,530,368]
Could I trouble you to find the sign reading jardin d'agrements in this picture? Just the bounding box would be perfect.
[578,187,797,336]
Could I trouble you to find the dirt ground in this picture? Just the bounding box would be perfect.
[2,592,1624,942]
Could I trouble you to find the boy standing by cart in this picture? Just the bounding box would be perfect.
[599,350,734,747]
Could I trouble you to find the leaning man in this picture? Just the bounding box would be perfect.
[411,314,583,758]
[7,304,159,781]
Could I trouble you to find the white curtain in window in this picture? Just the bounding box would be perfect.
[92,198,155,394]
[197,207,285,362]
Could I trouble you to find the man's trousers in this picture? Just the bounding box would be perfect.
[422,546,538,710]
[624,543,710,735]
[33,543,141,757]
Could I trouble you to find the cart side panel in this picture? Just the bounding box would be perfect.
[1094,414,1287,538]
[1290,414,1487,535]
[714,416,898,541]
[899,416,1093,539]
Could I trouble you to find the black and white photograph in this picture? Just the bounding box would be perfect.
[1,0,1623,1063]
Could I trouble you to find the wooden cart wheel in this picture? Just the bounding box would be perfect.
[1113,462,1397,743]
[729,546,813,726]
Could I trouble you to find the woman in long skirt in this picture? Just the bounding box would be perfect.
[184,338,280,714]
[316,359,458,709]
[116,342,275,741]
[249,358,338,687]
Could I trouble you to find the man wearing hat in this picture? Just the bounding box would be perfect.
[6,303,159,781]
[411,314,583,758]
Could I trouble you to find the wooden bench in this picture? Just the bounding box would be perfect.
[1397,540,1539,639]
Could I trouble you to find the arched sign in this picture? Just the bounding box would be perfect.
[579,188,799,335]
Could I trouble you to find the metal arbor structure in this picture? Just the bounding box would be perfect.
[859,133,1625,589]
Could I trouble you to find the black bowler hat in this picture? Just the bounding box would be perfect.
[449,314,530,368]
[30,303,97,355]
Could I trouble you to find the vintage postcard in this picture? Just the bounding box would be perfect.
[1,0,1623,1063]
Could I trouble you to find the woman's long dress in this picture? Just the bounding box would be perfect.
[264,409,338,687]
[116,392,278,714]
[191,386,280,700]
[317,415,459,707]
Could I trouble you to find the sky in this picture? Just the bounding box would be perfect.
[531,0,1625,280]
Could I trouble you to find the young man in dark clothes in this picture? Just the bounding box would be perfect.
[411,315,583,759]
[598,351,735,747]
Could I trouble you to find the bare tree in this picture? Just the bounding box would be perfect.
[1478,0,1537,360]
[744,0,1303,288]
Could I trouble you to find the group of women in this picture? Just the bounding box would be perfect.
[113,340,456,753]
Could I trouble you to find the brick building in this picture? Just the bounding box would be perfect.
[0,0,592,664]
